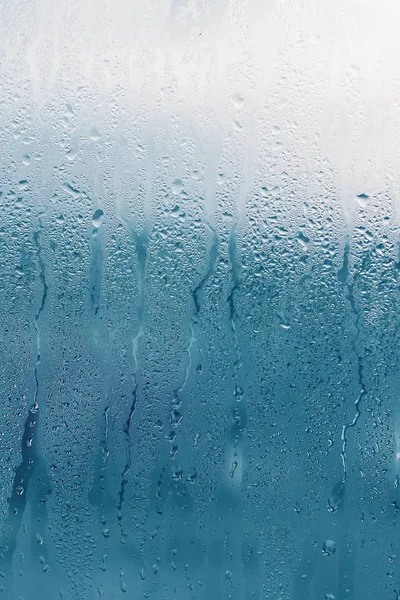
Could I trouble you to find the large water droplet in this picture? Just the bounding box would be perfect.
[89,128,102,141]
[92,209,104,228]
[328,483,343,513]
[322,539,336,556]
[231,94,245,109]
[172,179,184,195]
[356,193,369,208]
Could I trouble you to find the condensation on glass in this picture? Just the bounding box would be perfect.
[0,0,399,598]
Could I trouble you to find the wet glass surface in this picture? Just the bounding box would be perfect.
[0,1,400,598]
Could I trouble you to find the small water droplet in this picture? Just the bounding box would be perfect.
[16,486,24,496]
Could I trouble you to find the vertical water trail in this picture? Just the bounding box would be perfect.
[116,222,148,531]
[205,220,247,598]
[227,224,241,375]
[169,223,219,469]
[0,222,51,575]
[226,223,246,486]
[101,406,111,490]
[32,224,48,412]
[88,402,111,507]
[90,224,103,320]
[388,240,400,597]
[191,223,219,317]
[330,236,366,511]
[293,238,362,600]
[88,218,106,506]
[87,213,117,600]
[393,241,400,491]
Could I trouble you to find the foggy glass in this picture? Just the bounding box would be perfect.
[0,0,399,598]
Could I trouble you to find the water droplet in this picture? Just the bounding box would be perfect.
[322,539,336,556]
[66,147,78,161]
[172,179,184,195]
[231,94,245,109]
[62,182,80,197]
[89,128,102,141]
[170,409,182,427]
[92,209,104,228]
[187,470,197,484]
[356,193,369,208]
[325,594,335,600]
[16,486,24,496]
[229,461,238,478]
[217,172,225,185]
[277,312,291,330]
[328,483,343,513]
[297,232,310,251]
[234,385,244,398]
